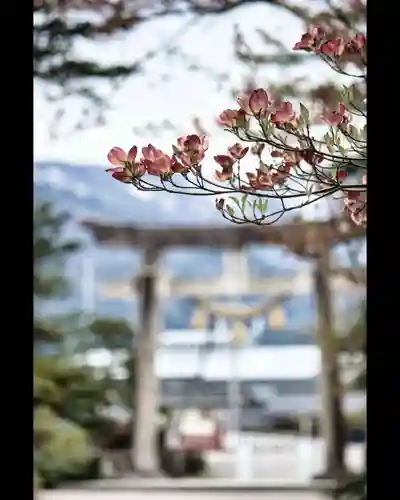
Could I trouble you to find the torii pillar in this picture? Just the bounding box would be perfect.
[132,247,161,476]
[282,219,364,482]
[313,242,347,480]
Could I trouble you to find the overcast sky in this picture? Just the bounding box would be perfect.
[34,2,335,166]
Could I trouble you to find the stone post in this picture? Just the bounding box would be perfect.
[313,244,347,481]
[132,247,161,476]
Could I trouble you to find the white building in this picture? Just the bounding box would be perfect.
[74,327,365,429]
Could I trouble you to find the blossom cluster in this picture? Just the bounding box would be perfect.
[106,135,209,181]
[105,24,366,227]
[293,25,366,59]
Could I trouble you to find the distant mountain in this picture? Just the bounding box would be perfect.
[34,161,362,336]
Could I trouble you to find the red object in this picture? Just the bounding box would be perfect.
[181,435,216,451]
[180,423,224,451]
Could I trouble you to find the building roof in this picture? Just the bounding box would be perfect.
[162,379,317,398]
[155,345,321,380]
[160,379,318,409]
[266,392,366,417]
[159,377,365,418]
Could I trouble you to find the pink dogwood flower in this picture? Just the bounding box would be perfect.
[238,89,270,116]
[251,143,265,156]
[141,144,171,176]
[245,161,292,191]
[177,134,209,154]
[214,155,235,181]
[348,33,366,54]
[237,93,252,115]
[106,145,145,182]
[249,89,271,116]
[245,170,275,190]
[270,102,297,126]
[343,190,367,226]
[170,156,186,174]
[228,143,249,160]
[319,38,345,57]
[105,167,134,183]
[218,109,244,128]
[293,25,325,51]
[321,103,350,126]
[174,134,209,167]
[107,145,138,166]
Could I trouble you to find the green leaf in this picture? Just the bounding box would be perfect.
[236,113,248,131]
[327,143,335,154]
[229,196,241,211]
[241,194,249,214]
[361,124,367,139]
[258,198,268,214]
[261,119,271,138]
[324,132,335,154]
[347,85,355,103]
[340,85,351,108]
[348,125,360,141]
[299,103,310,124]
[347,83,366,112]
[296,116,305,130]
[226,205,234,217]
[171,144,180,155]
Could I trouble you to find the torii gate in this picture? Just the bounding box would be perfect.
[83,217,365,479]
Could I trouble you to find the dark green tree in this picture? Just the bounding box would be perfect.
[84,316,137,412]
[33,201,111,487]
[33,199,138,443]
[34,355,113,441]
[34,201,94,486]
[88,317,134,351]
[34,201,81,345]
[34,201,80,297]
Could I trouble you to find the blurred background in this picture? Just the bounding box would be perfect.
[34,0,366,495]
